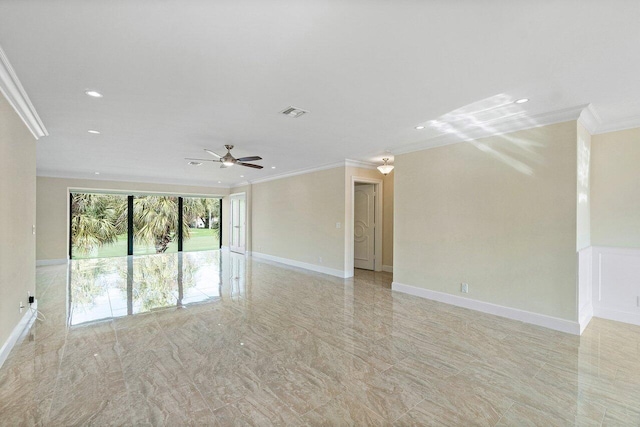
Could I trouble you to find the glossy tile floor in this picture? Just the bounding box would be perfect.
[1,251,640,426]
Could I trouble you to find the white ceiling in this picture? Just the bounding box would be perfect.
[1,0,639,187]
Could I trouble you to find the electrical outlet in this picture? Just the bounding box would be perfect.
[19,301,24,314]
[318,256,323,263]
[335,222,341,229]
[461,283,469,293]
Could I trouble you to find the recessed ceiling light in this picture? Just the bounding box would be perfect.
[94,172,100,175]
[271,166,276,169]
[415,125,425,130]
[85,90,103,98]
[188,161,202,166]
[88,130,100,134]
[217,181,222,184]
[515,98,529,104]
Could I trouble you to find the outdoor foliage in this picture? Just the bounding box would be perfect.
[71,193,220,256]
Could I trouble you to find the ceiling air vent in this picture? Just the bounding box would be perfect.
[280,106,308,118]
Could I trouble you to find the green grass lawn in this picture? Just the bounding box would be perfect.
[72,228,220,259]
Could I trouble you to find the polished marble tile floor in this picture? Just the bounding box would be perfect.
[1,251,640,426]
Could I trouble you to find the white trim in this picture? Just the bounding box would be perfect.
[382,265,393,273]
[221,245,230,251]
[250,161,344,185]
[67,186,226,198]
[36,259,67,266]
[344,159,378,170]
[578,104,601,135]
[249,159,378,186]
[0,45,48,139]
[593,115,640,135]
[578,246,593,334]
[0,302,37,369]
[346,176,384,276]
[37,170,232,189]
[392,104,588,156]
[591,245,640,327]
[251,251,349,278]
[593,306,640,327]
[392,281,580,335]
[579,304,594,334]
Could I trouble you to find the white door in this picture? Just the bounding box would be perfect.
[230,195,246,254]
[354,184,375,270]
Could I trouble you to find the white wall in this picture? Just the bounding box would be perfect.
[36,176,229,261]
[393,121,579,323]
[0,93,36,356]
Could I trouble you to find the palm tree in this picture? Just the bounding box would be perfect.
[132,196,185,253]
[72,193,221,255]
[71,194,127,254]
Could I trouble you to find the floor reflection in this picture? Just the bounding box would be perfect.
[68,250,244,325]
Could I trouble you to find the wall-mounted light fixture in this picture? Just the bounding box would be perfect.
[377,158,394,175]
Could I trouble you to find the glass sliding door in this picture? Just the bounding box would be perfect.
[133,195,179,255]
[70,193,128,259]
[182,197,221,252]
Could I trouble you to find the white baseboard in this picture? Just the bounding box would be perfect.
[36,258,67,266]
[250,251,349,278]
[220,246,229,251]
[382,265,393,273]
[594,306,640,327]
[579,303,594,334]
[392,282,580,335]
[0,301,37,369]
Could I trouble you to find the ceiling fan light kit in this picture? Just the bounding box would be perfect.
[185,145,263,170]
[377,158,394,175]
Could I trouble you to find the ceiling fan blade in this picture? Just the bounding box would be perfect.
[204,149,222,158]
[185,158,219,162]
[237,162,263,169]
[236,156,262,162]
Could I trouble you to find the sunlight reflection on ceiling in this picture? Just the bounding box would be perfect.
[418,94,545,176]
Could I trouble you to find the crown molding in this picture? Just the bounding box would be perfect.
[578,104,602,135]
[345,159,378,170]
[36,169,232,189]
[0,45,48,139]
[249,161,345,185]
[392,104,589,156]
[592,114,640,135]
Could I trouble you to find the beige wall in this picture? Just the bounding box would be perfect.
[252,167,346,272]
[0,94,36,348]
[576,121,592,250]
[383,170,394,268]
[591,127,640,248]
[36,176,228,260]
[394,121,578,321]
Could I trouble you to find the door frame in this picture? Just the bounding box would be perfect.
[229,192,247,254]
[347,176,383,276]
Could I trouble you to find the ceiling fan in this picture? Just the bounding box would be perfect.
[186,145,263,169]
